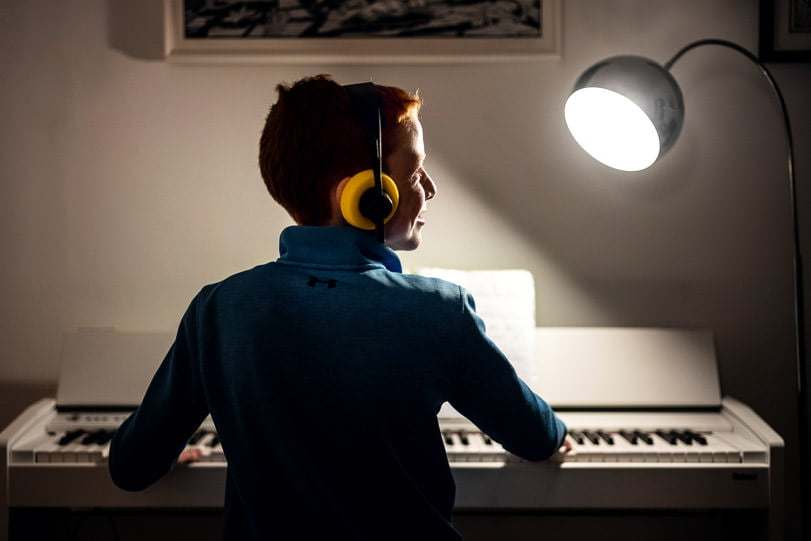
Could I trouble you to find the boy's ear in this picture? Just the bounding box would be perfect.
[327,177,352,225]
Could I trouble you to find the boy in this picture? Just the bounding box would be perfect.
[109,74,567,540]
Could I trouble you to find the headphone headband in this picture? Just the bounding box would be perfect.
[344,82,387,243]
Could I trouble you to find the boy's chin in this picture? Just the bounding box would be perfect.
[386,234,421,252]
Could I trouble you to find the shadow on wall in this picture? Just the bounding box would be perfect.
[0,381,56,431]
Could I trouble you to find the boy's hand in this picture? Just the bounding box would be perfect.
[546,435,575,464]
[560,435,574,453]
[178,447,204,464]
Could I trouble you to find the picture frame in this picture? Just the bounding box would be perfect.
[759,0,811,61]
[163,0,561,63]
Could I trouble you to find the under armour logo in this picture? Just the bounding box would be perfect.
[307,276,337,288]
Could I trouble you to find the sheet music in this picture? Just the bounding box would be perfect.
[416,269,536,418]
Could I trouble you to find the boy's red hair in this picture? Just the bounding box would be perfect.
[259,74,421,225]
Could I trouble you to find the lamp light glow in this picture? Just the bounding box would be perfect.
[565,55,684,171]
[565,87,661,171]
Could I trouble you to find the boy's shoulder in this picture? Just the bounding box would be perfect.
[385,271,470,307]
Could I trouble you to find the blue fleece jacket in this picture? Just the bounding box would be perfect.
[109,226,566,540]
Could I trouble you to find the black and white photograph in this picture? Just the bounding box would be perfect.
[164,0,559,62]
[183,0,542,39]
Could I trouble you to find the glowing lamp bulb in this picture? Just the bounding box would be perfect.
[565,87,661,172]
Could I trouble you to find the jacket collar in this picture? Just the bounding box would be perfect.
[277,226,403,273]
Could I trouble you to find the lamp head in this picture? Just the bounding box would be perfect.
[564,55,684,171]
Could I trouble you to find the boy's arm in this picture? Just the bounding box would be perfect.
[448,290,568,461]
[108,296,209,491]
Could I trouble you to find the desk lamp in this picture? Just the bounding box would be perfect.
[564,37,807,521]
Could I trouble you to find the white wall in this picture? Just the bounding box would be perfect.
[2,0,809,537]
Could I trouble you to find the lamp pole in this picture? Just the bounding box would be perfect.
[666,38,809,532]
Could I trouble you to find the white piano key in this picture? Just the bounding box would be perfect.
[570,434,605,462]
[713,431,768,463]
[463,431,488,454]
[472,433,506,463]
[612,436,651,462]
[207,443,225,463]
[33,438,62,463]
[86,443,107,463]
[649,431,693,462]
[441,430,507,463]
[624,431,669,460]
[443,431,465,462]
[194,431,225,463]
[60,441,86,463]
[195,432,216,448]
[710,436,741,462]
[657,452,674,462]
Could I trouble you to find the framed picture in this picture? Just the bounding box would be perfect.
[163,0,560,63]
[759,0,811,61]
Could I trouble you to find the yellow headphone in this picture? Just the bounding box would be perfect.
[340,169,399,231]
[341,82,399,242]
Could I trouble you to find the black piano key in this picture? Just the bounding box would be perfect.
[458,431,470,446]
[674,431,694,445]
[634,430,654,445]
[58,429,86,446]
[188,430,208,445]
[482,434,493,445]
[443,432,454,446]
[568,430,585,445]
[97,430,115,445]
[686,430,708,445]
[619,430,638,445]
[208,434,220,447]
[597,431,614,445]
[81,430,107,445]
[656,429,678,445]
[583,430,600,445]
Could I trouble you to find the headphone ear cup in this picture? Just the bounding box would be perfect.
[340,170,400,230]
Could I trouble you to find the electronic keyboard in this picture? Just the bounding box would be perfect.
[0,327,784,540]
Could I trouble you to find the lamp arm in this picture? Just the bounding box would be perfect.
[666,38,804,388]
[668,37,808,526]
[665,41,796,236]
[665,41,796,209]
[665,41,798,271]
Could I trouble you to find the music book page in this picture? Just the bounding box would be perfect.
[416,268,536,418]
